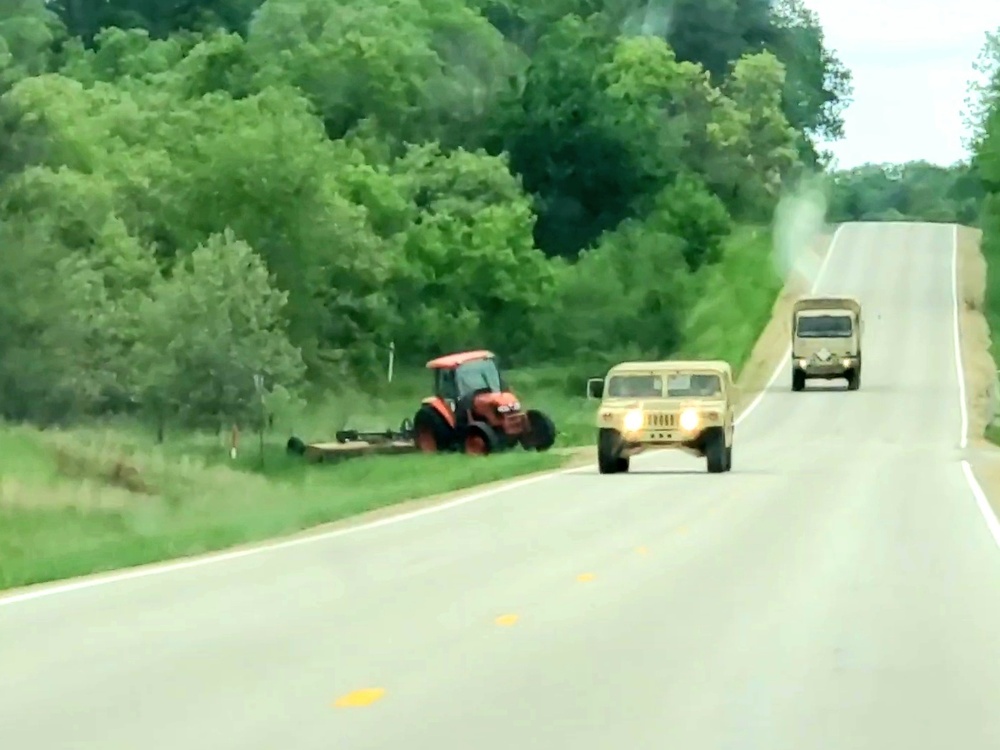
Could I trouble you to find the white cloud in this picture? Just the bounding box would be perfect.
[804,0,1000,166]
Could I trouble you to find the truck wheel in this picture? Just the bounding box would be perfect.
[523,409,556,451]
[724,445,732,472]
[598,428,624,474]
[706,430,726,473]
[846,368,860,391]
[414,404,453,452]
[792,369,806,392]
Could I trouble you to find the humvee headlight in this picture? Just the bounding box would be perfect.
[623,409,643,431]
[679,408,699,431]
[841,358,851,367]
[797,358,808,368]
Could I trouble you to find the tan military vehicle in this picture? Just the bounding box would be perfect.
[586,360,736,474]
[790,295,862,391]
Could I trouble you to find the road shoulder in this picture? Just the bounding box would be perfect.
[956,224,1000,523]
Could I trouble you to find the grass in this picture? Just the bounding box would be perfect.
[0,224,785,591]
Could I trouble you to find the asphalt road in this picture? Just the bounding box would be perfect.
[3,222,1000,750]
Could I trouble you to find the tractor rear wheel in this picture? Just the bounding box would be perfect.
[413,404,453,453]
[464,423,499,455]
[522,409,556,452]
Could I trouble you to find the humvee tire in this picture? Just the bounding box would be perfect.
[598,429,629,474]
[791,369,806,392]
[706,430,727,473]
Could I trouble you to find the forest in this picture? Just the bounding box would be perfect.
[825,160,983,225]
[0,0,853,434]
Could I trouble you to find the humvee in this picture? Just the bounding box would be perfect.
[790,295,862,391]
[586,360,735,475]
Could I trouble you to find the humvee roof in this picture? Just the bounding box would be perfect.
[607,360,732,374]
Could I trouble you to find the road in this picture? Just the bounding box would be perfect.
[2,222,1000,749]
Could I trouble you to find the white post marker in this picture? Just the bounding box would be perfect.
[388,341,395,383]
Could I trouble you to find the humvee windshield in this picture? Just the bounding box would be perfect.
[796,314,852,337]
[606,373,721,398]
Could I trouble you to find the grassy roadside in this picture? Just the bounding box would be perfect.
[0,224,787,591]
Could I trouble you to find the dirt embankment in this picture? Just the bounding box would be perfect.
[956,226,1000,521]
[957,226,996,439]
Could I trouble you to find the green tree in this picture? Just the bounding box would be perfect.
[134,230,305,433]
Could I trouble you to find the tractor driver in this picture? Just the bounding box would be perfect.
[438,367,477,433]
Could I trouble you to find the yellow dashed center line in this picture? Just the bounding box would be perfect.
[636,546,648,554]
[576,572,596,582]
[333,687,385,708]
[495,613,519,626]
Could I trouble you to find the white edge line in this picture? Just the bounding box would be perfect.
[0,224,851,607]
[952,224,1000,548]
[734,222,846,426]
[961,461,1000,547]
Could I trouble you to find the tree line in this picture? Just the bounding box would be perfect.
[970,30,1000,356]
[825,161,983,225]
[0,0,852,431]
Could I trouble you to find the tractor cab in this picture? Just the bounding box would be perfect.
[432,351,507,405]
[413,350,556,455]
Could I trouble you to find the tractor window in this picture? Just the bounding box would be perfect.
[436,369,458,400]
[455,359,502,396]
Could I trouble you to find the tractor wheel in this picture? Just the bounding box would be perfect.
[522,409,557,452]
[413,404,453,453]
[286,436,306,455]
[464,423,499,456]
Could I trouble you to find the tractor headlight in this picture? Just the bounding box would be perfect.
[623,409,643,432]
[797,358,809,368]
[679,408,699,431]
[841,358,851,368]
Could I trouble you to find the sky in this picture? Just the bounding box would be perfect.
[804,0,1000,168]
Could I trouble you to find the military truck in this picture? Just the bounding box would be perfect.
[587,360,736,474]
[790,295,862,391]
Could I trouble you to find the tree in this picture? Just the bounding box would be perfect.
[134,230,305,433]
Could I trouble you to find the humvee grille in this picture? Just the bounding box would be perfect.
[645,413,676,428]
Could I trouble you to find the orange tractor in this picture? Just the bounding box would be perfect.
[413,350,556,455]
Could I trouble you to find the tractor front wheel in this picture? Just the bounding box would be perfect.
[413,404,453,453]
[522,409,556,452]
[464,424,499,456]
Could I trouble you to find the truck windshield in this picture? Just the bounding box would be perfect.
[606,373,721,397]
[455,359,502,396]
[796,314,852,337]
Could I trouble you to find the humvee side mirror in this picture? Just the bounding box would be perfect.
[587,377,604,400]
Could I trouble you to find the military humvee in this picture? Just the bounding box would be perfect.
[790,295,862,391]
[586,360,735,474]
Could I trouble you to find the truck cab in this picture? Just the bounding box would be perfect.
[791,295,862,391]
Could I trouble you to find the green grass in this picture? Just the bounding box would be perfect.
[0,224,786,591]
[0,424,566,589]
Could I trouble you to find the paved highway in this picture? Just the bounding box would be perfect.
[2,222,999,749]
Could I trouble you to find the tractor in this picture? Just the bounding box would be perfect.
[412,350,557,455]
